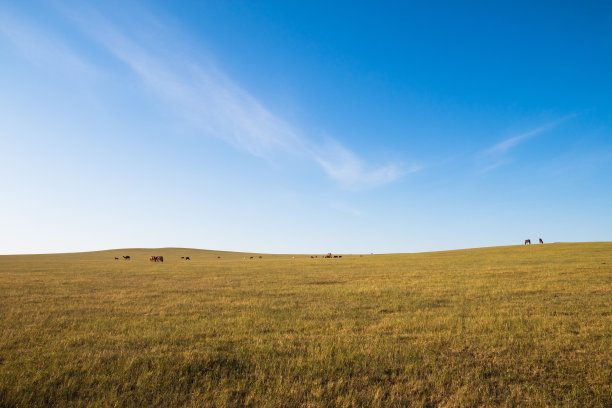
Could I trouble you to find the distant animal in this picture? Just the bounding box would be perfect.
[185,257,190,260]
[325,253,332,258]
[123,256,130,260]
[310,256,314,258]
[524,239,531,245]
[333,255,338,258]
[114,257,119,260]
[539,238,544,244]
[259,256,262,259]
[181,256,184,259]
[217,256,221,259]
[339,256,342,258]
[149,256,164,262]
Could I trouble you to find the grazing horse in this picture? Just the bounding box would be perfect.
[149,256,164,262]
[325,253,332,258]
[539,238,544,244]
[185,257,190,260]
[524,239,531,245]
[123,255,131,260]
[114,257,119,260]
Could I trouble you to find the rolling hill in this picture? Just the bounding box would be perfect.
[0,242,610,406]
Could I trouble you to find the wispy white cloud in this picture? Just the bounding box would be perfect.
[476,158,513,174]
[314,139,416,189]
[56,6,411,189]
[0,11,97,76]
[331,201,363,216]
[477,114,577,173]
[486,114,577,155]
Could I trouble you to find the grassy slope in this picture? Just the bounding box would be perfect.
[0,243,610,407]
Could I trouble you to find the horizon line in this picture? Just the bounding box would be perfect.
[0,241,607,257]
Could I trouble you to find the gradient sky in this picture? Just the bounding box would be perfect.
[1,1,611,254]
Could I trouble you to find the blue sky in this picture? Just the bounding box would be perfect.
[1,0,611,254]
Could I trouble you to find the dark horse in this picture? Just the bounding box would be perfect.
[524,239,531,245]
[149,256,164,262]
[539,238,544,244]
[123,255,131,260]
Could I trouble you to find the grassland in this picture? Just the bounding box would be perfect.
[0,243,610,407]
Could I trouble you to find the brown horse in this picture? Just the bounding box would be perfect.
[149,256,164,262]
[539,238,544,244]
[524,239,531,245]
[325,253,332,258]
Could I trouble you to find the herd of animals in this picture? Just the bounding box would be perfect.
[114,254,341,261]
[113,255,235,261]
[525,238,545,245]
[115,240,545,261]
[113,255,171,262]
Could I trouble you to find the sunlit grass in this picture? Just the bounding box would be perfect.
[0,243,610,406]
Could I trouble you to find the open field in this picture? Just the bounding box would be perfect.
[0,243,610,407]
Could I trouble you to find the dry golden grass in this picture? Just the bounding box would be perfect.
[0,243,610,407]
